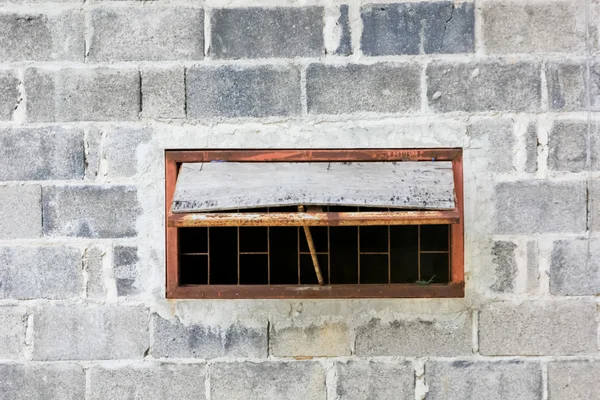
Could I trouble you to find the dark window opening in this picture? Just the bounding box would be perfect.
[178,206,450,286]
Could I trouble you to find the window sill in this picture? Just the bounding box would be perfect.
[167,282,465,299]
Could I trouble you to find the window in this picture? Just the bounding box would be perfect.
[165,149,464,299]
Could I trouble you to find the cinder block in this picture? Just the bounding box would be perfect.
[210,7,324,59]
[186,65,301,118]
[334,5,352,56]
[25,67,140,122]
[0,186,41,239]
[0,11,83,61]
[466,118,514,172]
[306,63,421,114]
[0,364,85,400]
[550,238,600,295]
[548,121,585,172]
[490,241,517,293]
[0,306,26,359]
[546,61,600,111]
[427,361,542,400]
[482,2,586,54]
[83,129,102,180]
[99,126,152,178]
[42,185,140,238]
[0,246,82,300]
[548,120,599,172]
[142,67,185,118]
[334,361,414,400]
[526,240,539,292]
[0,69,18,120]
[361,2,474,55]
[589,62,600,109]
[548,361,600,400]
[354,314,472,357]
[525,122,538,173]
[210,362,325,400]
[33,305,148,360]
[114,246,140,297]
[88,7,203,62]
[592,179,600,232]
[0,126,84,180]
[270,322,351,357]
[479,300,597,355]
[151,314,267,358]
[89,363,206,400]
[83,246,106,299]
[494,181,587,234]
[427,61,541,112]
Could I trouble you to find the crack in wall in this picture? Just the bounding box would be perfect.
[12,68,26,123]
[138,70,143,116]
[441,4,456,47]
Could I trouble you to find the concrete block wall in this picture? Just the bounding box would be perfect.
[0,0,598,399]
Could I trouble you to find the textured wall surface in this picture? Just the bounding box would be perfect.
[0,0,599,399]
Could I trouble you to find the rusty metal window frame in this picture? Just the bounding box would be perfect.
[165,149,464,299]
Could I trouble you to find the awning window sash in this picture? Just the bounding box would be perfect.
[168,161,459,227]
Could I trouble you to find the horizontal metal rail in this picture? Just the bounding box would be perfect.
[168,210,460,227]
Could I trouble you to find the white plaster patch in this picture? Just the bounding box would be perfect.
[513,115,532,173]
[415,360,428,400]
[323,4,342,54]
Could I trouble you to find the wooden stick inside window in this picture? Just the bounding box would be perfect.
[298,205,325,286]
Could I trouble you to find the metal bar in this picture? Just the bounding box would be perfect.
[169,210,460,227]
[297,226,301,285]
[357,225,361,284]
[236,225,240,285]
[298,206,325,286]
[239,252,270,255]
[387,222,391,284]
[448,219,452,284]
[169,282,465,299]
[180,252,209,256]
[420,250,451,254]
[327,222,331,285]
[417,225,421,281]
